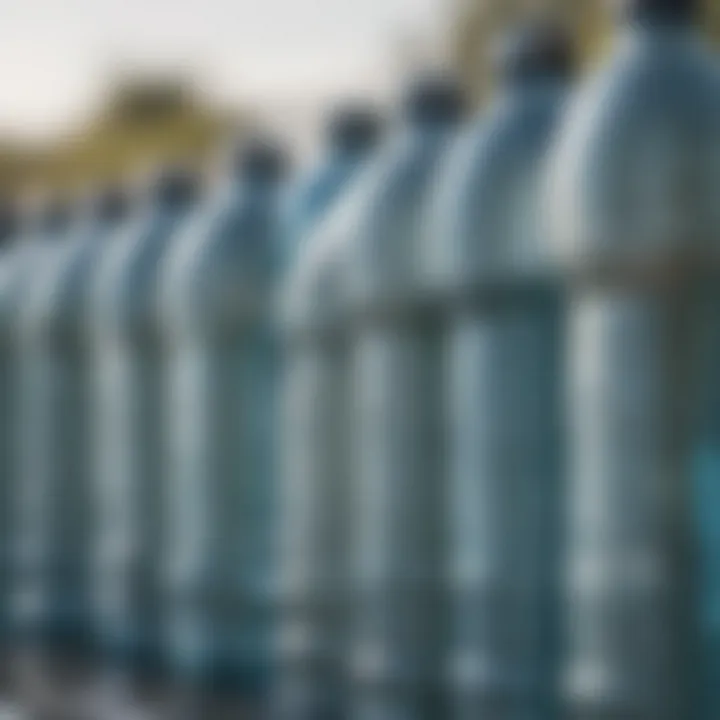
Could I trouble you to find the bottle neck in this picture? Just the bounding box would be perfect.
[503,72,569,94]
[326,141,376,167]
[622,2,696,32]
[405,115,463,140]
[156,196,197,216]
[618,18,697,53]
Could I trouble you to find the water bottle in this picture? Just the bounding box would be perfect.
[92,166,202,718]
[14,195,87,718]
[547,0,720,716]
[161,138,288,719]
[0,200,19,696]
[430,22,574,720]
[344,73,465,720]
[275,104,383,720]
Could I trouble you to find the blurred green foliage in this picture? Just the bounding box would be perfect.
[0,77,249,199]
[3,1,719,199]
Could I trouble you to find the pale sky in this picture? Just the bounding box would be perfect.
[0,0,448,144]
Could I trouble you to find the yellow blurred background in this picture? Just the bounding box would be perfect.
[1,0,719,198]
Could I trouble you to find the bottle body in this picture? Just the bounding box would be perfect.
[691,282,720,720]
[349,308,446,720]
[276,321,352,720]
[165,317,279,703]
[14,238,100,719]
[446,286,562,720]
[564,284,697,720]
[346,122,463,720]
[95,327,167,679]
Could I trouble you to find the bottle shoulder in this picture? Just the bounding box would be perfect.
[548,35,720,266]
[343,129,459,308]
[429,88,568,290]
[160,195,283,334]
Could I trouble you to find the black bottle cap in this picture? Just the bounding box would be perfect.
[495,22,574,85]
[403,73,466,125]
[39,198,72,236]
[0,202,17,244]
[91,186,130,224]
[235,137,289,183]
[152,165,201,207]
[620,0,698,25]
[326,104,383,153]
